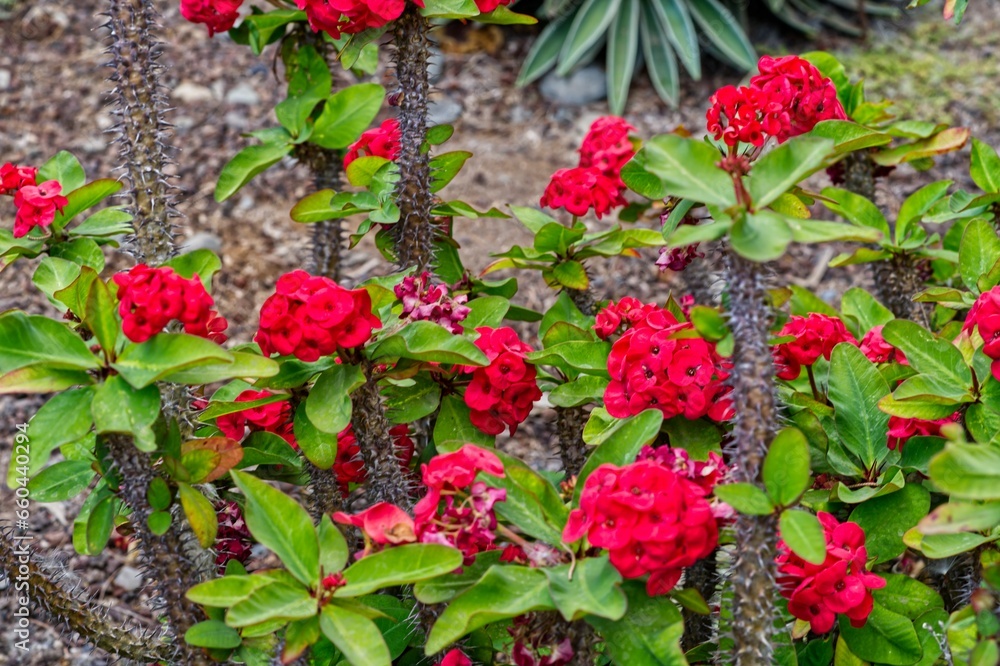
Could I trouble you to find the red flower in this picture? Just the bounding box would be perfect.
[295,0,426,38]
[539,167,627,219]
[964,286,1000,380]
[887,413,958,451]
[859,325,907,364]
[255,270,381,361]
[216,390,294,446]
[332,502,417,557]
[777,512,885,633]
[214,500,252,572]
[113,264,228,344]
[772,313,856,380]
[563,458,718,596]
[0,163,37,195]
[462,327,542,436]
[343,118,402,170]
[180,0,244,36]
[706,85,785,148]
[440,649,472,666]
[578,116,636,183]
[12,181,67,238]
[749,55,846,143]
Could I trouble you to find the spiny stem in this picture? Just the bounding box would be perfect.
[351,361,413,508]
[391,4,436,271]
[556,405,589,478]
[723,251,779,666]
[105,0,179,266]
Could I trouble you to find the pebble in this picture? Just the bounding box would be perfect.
[539,65,607,106]
[183,232,223,254]
[225,82,261,106]
[428,95,463,126]
[173,81,215,104]
[429,46,445,86]
[113,565,144,592]
[0,68,11,91]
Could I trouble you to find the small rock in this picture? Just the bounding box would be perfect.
[0,69,11,91]
[183,232,223,254]
[114,566,144,592]
[224,111,250,129]
[173,81,214,104]
[225,82,260,106]
[539,65,607,106]
[428,95,463,125]
[428,47,445,85]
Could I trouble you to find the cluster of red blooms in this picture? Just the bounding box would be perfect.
[331,423,414,495]
[706,55,846,147]
[180,0,243,35]
[462,327,542,436]
[777,512,885,633]
[334,445,506,564]
[638,446,731,519]
[439,649,472,666]
[343,118,401,170]
[859,325,907,364]
[216,390,295,447]
[600,299,733,422]
[965,286,1000,381]
[294,0,424,38]
[1,162,68,239]
[255,270,381,362]
[394,271,470,334]
[772,313,856,380]
[113,264,228,344]
[888,414,957,451]
[540,116,635,219]
[214,500,253,572]
[564,456,719,595]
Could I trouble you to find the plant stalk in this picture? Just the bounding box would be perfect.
[352,362,413,508]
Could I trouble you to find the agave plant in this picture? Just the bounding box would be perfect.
[518,0,901,113]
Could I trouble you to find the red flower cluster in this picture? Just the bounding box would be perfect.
[255,270,381,362]
[578,116,636,184]
[414,445,506,564]
[594,297,666,340]
[707,55,845,147]
[773,313,856,380]
[394,271,470,334]
[777,512,885,633]
[539,167,626,219]
[333,502,417,557]
[343,118,402,170]
[473,0,513,11]
[332,423,414,494]
[440,649,472,666]
[603,301,733,422]
[463,327,542,436]
[639,446,726,494]
[888,414,957,451]
[216,390,295,447]
[113,264,228,344]
[964,286,1000,380]
[295,0,424,39]
[859,325,907,364]
[214,500,252,572]
[1,163,68,239]
[180,0,244,35]
[563,458,719,595]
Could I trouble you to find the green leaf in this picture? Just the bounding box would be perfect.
[0,312,101,373]
[763,427,811,507]
[875,574,943,621]
[687,0,756,70]
[372,321,489,366]
[576,408,663,503]
[811,120,892,156]
[32,256,82,309]
[51,179,123,232]
[159,351,279,386]
[433,394,496,450]
[882,319,972,389]
[643,134,735,207]
[821,187,892,239]
[841,288,894,336]
[290,190,378,224]
[303,363,366,436]
[971,138,1000,193]
[920,500,1000,535]
[185,620,243,649]
[230,470,319,587]
[526,340,611,376]
[310,83,386,150]
[338,544,464,598]
[430,151,472,193]
[551,260,590,290]
[544,556,627,622]
[6,388,94,487]
[91,376,160,452]
[462,296,509,330]
[779,509,827,565]
[650,0,699,78]
[586,579,686,666]
[49,237,105,271]
[640,2,679,106]
[838,601,922,666]
[0,366,92,395]
[748,136,834,208]
[516,15,573,86]
[86,496,116,555]
[178,482,218,549]
[113,333,233,389]
[215,140,293,202]
[730,210,793,262]
[929,443,1000,500]
[276,45,332,137]
[425,565,555,654]
[27,460,95,503]
[227,582,317,627]
[849,483,930,563]
[187,575,273,607]
[549,375,609,408]
[959,219,1000,294]
[70,207,133,237]
[621,151,669,200]
[84,277,118,356]
[828,343,891,468]
[557,0,622,75]
[318,514,349,576]
[606,0,639,114]
[38,151,85,192]
[293,403,338,469]
[896,180,952,245]
[383,374,442,423]
[163,249,223,291]
[413,550,503,604]
[319,603,391,666]
[482,450,568,545]
[715,482,775,515]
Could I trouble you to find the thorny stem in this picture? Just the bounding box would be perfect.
[723,251,779,666]
[391,4,436,271]
[351,360,413,508]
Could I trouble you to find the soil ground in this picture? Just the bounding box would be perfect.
[1,0,1000,663]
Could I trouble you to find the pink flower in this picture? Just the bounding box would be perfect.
[859,325,907,364]
[394,272,470,333]
[332,502,417,557]
[0,163,37,195]
[12,180,67,238]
